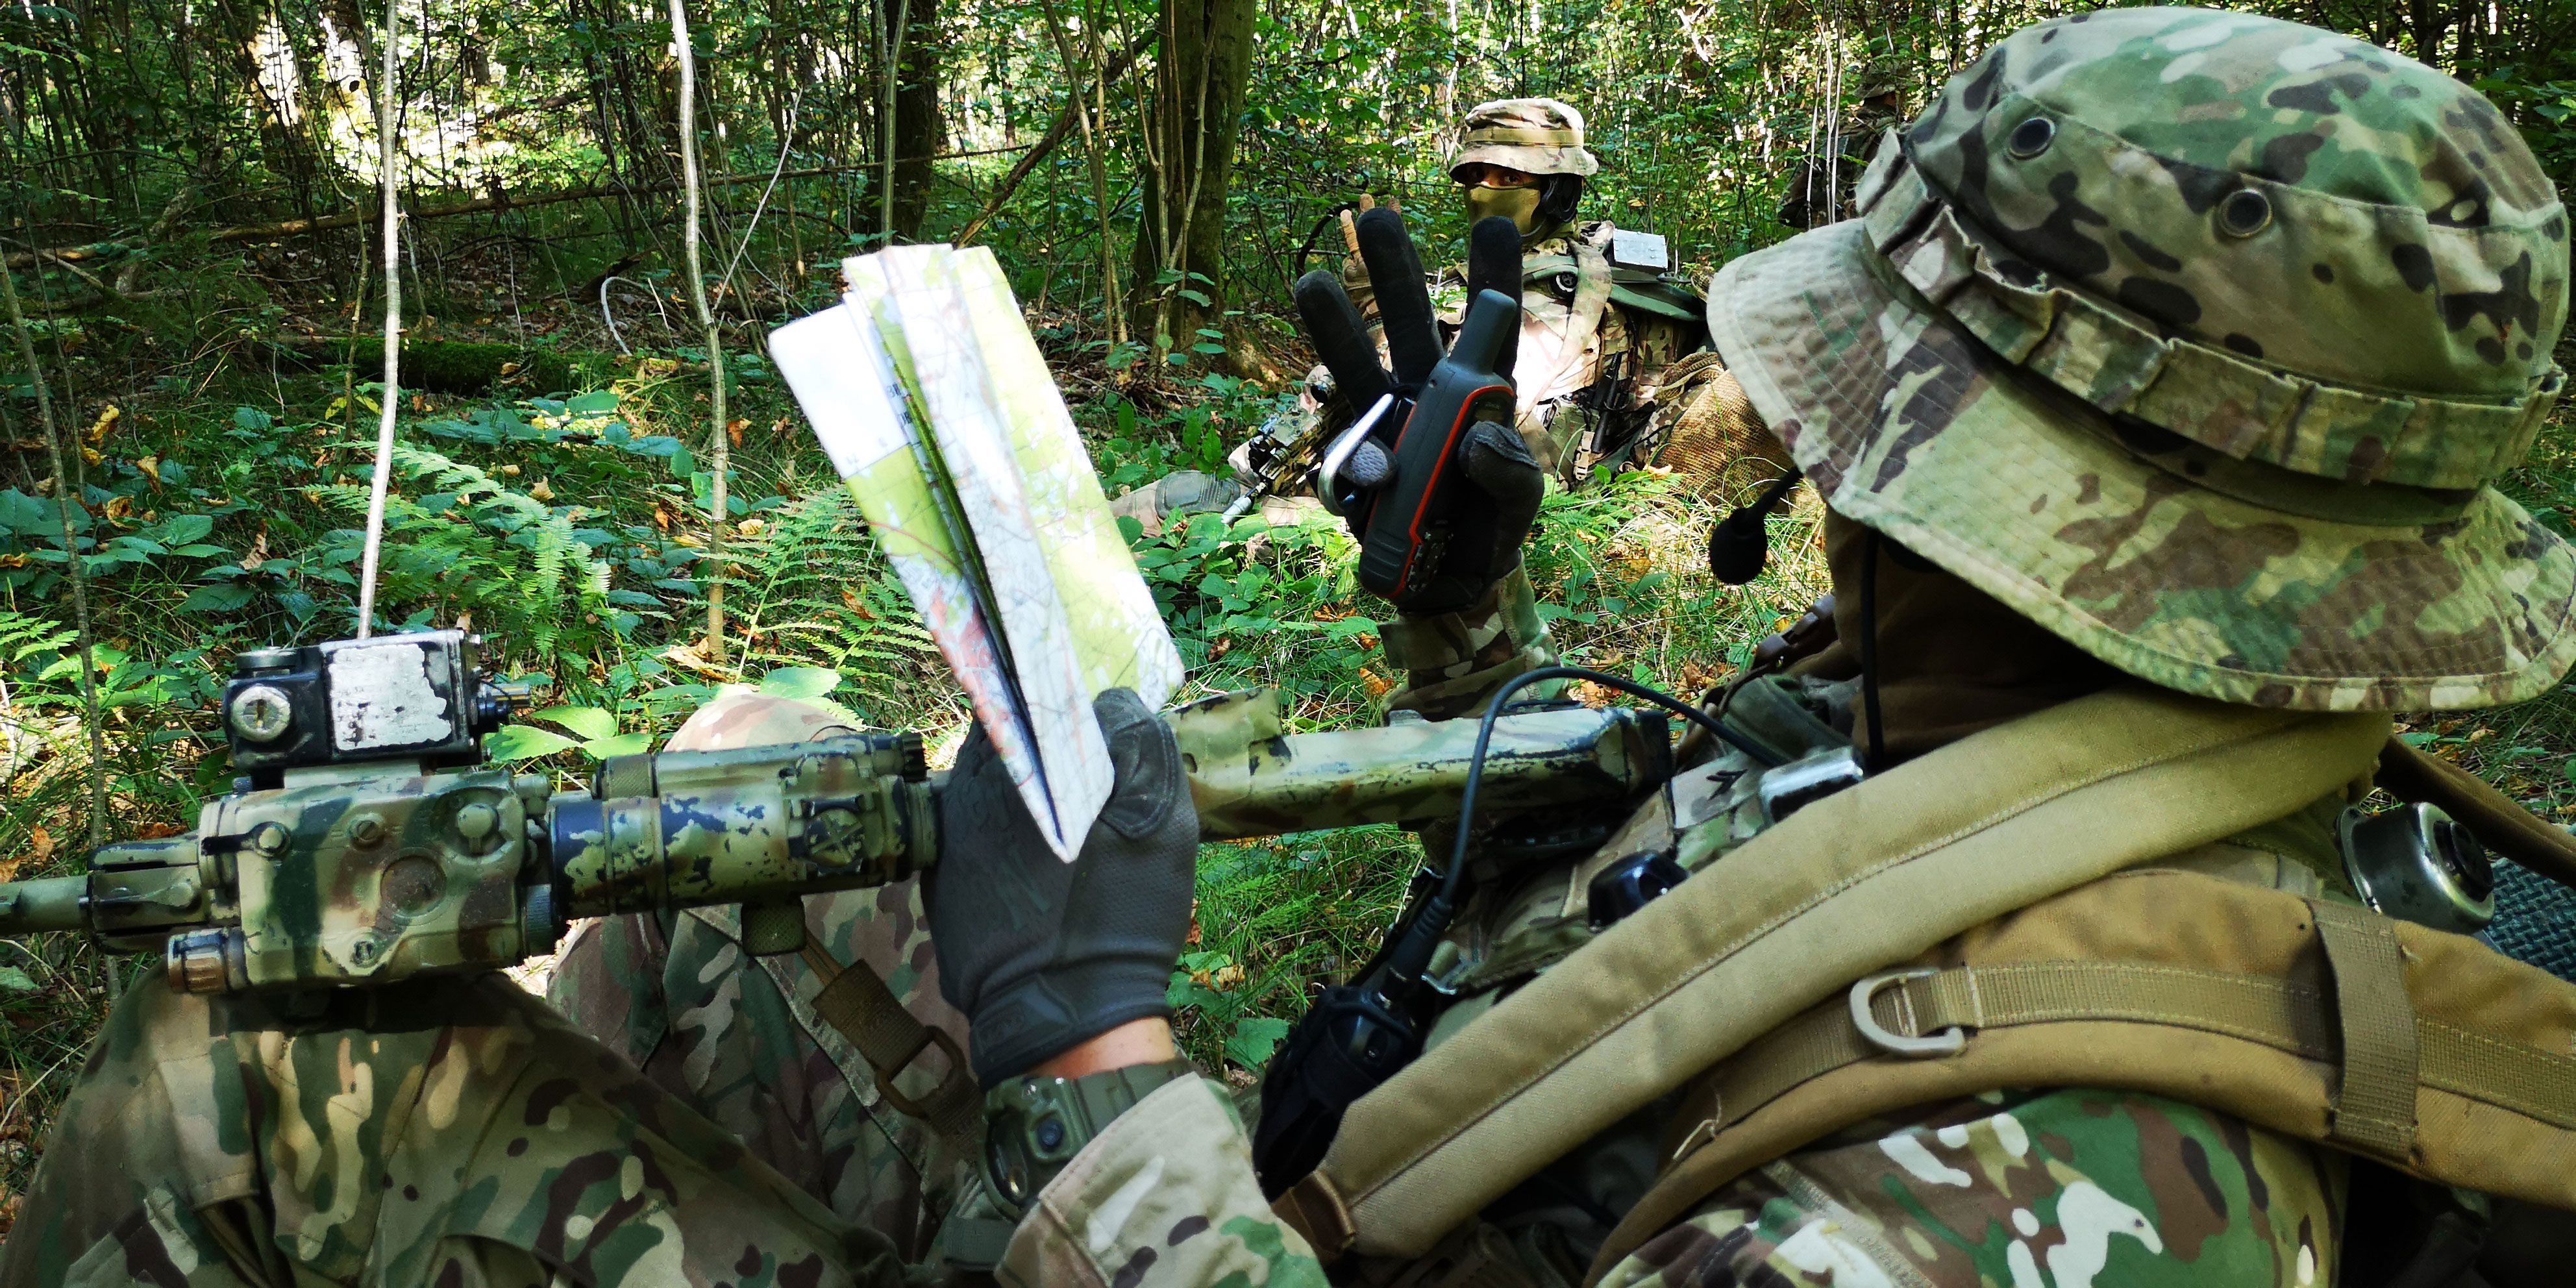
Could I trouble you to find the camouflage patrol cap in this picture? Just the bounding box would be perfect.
[1709,6,2573,710]
[1450,98,1600,180]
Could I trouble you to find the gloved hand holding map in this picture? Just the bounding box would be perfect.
[768,245,1183,860]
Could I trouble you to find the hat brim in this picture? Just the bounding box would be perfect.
[1449,143,1598,180]
[1709,220,2576,712]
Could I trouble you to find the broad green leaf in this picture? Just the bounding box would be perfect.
[582,731,656,759]
[178,584,255,613]
[758,667,841,700]
[0,966,36,993]
[566,389,620,414]
[530,704,617,740]
[485,725,580,761]
[1224,1016,1292,1070]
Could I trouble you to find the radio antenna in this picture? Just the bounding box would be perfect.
[353,0,405,638]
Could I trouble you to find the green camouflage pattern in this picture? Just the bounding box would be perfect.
[1711,7,2576,710]
[0,971,897,1287]
[1602,1089,2341,1288]
[555,732,935,919]
[996,1074,1326,1287]
[1376,563,1559,719]
[549,895,972,1263]
[547,690,972,1261]
[1448,97,1598,179]
[44,769,560,993]
[1168,683,1664,837]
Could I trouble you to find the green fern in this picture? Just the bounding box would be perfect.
[719,489,947,728]
[311,441,613,664]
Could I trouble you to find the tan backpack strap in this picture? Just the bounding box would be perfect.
[2312,899,2420,1159]
[797,937,982,1145]
[1594,874,2576,1281]
[1307,687,2391,1260]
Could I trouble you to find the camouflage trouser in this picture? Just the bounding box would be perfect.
[0,968,899,1287]
[547,689,975,1261]
[1604,1087,2342,1287]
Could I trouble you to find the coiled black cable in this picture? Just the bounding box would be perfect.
[1439,664,1781,906]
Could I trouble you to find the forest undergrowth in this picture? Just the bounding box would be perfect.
[3,234,2576,1217]
[5,0,2576,1206]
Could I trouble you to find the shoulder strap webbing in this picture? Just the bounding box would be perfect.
[795,935,982,1145]
[1274,687,2390,1260]
[1592,869,2576,1279]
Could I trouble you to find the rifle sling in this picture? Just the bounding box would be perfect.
[796,934,982,1146]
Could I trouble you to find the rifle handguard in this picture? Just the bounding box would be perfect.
[3,689,1670,994]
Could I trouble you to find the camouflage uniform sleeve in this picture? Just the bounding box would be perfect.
[1380,562,1560,721]
[995,1075,1326,1288]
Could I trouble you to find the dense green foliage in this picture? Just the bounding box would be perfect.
[2,0,2575,1199]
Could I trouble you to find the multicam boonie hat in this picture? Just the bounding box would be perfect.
[1709,6,2573,710]
[1450,98,1600,180]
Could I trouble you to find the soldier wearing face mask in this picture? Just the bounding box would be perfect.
[1433,97,1736,486]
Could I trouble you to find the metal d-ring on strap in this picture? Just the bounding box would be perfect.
[1850,968,1968,1057]
[798,935,982,1146]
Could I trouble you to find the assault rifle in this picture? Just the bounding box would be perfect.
[0,629,1670,993]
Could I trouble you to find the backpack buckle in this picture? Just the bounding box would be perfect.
[1850,969,1965,1057]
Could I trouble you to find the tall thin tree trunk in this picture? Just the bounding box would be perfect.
[1035,0,1124,341]
[1128,0,1253,360]
[891,0,940,238]
[354,0,403,639]
[1,223,106,856]
[671,0,729,663]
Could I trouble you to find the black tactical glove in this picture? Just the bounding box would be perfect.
[928,688,1197,1086]
[1294,210,1541,617]
[1443,416,1545,610]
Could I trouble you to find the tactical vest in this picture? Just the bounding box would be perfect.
[1269,686,2576,1280]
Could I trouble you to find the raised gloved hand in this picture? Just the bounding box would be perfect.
[1294,210,1541,617]
[928,689,1197,1086]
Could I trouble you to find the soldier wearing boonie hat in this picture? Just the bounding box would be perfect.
[1213,10,2576,1287]
[1717,10,2572,711]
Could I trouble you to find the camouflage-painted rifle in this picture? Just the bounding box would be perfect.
[0,630,1668,993]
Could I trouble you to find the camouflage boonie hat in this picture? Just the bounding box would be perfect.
[1709,6,2573,710]
[1450,97,1600,180]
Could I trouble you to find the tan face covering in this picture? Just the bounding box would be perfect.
[1794,510,2124,766]
[1464,184,1544,236]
